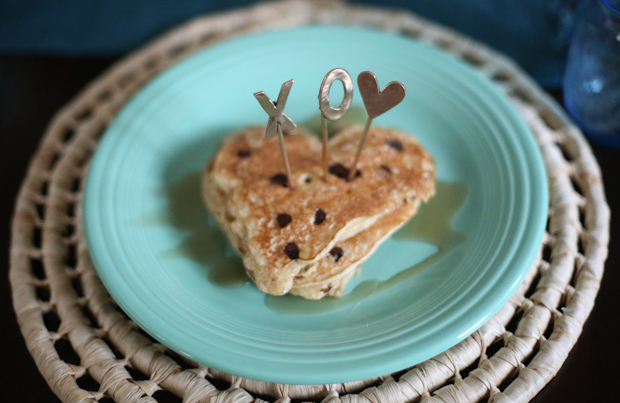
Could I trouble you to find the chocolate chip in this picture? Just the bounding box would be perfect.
[321,285,333,293]
[380,165,392,174]
[328,163,349,179]
[314,208,326,225]
[270,173,289,187]
[387,139,404,151]
[284,243,299,260]
[305,177,312,183]
[328,163,361,181]
[276,213,292,228]
[329,247,344,262]
[237,150,252,158]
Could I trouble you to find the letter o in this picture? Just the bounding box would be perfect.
[318,68,354,121]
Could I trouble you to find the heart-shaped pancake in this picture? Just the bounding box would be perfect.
[202,124,435,298]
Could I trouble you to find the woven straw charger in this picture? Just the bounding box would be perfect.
[9,1,610,402]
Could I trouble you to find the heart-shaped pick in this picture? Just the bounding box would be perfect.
[348,72,406,180]
[358,71,405,119]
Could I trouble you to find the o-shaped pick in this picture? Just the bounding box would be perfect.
[318,68,354,179]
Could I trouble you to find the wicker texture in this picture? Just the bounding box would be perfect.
[9,1,609,402]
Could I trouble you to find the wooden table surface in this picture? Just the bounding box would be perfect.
[1,56,618,402]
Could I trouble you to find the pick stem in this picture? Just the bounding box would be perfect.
[321,116,329,179]
[277,124,294,189]
[348,117,373,181]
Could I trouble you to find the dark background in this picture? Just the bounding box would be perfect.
[1,54,618,402]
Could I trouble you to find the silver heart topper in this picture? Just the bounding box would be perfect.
[349,71,405,180]
[357,71,405,119]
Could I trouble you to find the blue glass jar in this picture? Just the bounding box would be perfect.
[563,0,620,148]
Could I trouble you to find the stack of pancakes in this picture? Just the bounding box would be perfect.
[202,124,435,299]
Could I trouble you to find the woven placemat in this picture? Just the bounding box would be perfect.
[9,1,610,402]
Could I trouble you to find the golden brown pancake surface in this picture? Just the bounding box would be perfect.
[202,124,435,298]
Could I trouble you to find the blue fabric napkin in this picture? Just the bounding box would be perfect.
[0,0,577,88]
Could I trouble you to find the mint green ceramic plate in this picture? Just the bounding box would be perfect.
[84,27,548,385]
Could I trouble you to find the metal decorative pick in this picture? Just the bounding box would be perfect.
[254,80,297,188]
[349,71,405,180]
[318,68,354,178]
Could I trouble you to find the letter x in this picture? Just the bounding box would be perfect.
[253,79,297,139]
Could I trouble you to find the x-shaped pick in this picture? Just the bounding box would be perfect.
[254,79,297,140]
